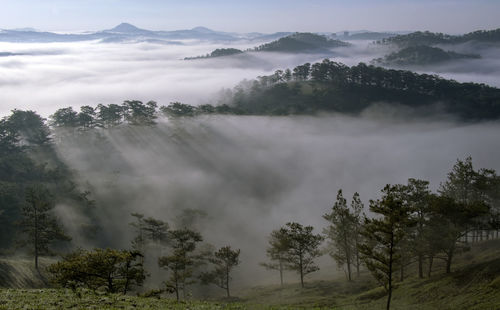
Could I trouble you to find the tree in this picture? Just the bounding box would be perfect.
[122,100,158,125]
[143,217,169,245]
[18,185,71,270]
[129,213,146,263]
[406,178,431,278]
[358,184,412,310]
[200,246,240,297]
[78,106,96,129]
[158,228,203,301]
[160,102,196,117]
[50,107,79,128]
[428,195,488,274]
[279,222,323,288]
[351,192,365,277]
[323,189,357,280]
[48,248,146,294]
[6,110,51,146]
[97,104,123,128]
[260,228,289,287]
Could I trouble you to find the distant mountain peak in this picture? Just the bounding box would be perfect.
[191,26,215,33]
[109,23,143,33]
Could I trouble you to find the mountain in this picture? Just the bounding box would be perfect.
[254,32,350,53]
[372,45,480,66]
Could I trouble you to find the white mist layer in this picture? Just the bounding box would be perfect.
[52,114,500,286]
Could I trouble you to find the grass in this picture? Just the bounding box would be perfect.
[0,240,499,309]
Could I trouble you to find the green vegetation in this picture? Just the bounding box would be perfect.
[372,45,480,66]
[254,33,349,53]
[377,28,500,47]
[43,60,500,122]
[185,33,349,59]
[184,48,244,60]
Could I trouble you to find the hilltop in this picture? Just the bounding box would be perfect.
[378,28,500,47]
[254,32,350,52]
[372,45,480,66]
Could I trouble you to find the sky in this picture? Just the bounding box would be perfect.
[0,0,499,34]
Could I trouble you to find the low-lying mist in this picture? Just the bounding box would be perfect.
[52,113,500,287]
[1,39,500,118]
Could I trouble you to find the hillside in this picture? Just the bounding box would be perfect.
[372,45,480,66]
[0,240,498,309]
[0,257,53,288]
[184,48,244,60]
[378,28,500,47]
[240,240,500,309]
[254,32,350,52]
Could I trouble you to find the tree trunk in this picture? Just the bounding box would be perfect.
[428,256,434,278]
[386,232,394,310]
[446,251,453,274]
[418,254,423,279]
[279,260,284,287]
[226,263,230,297]
[299,254,304,288]
[400,263,404,282]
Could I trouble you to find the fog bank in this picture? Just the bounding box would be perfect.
[52,114,500,286]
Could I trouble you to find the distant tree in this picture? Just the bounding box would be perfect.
[129,213,146,263]
[158,229,203,301]
[78,106,96,129]
[196,104,216,114]
[143,217,169,245]
[283,69,292,82]
[279,222,323,288]
[292,63,311,81]
[260,228,289,287]
[200,246,240,297]
[160,102,195,117]
[18,185,71,270]
[358,184,412,310]
[97,104,123,127]
[48,248,146,294]
[5,110,51,146]
[50,107,79,128]
[122,100,158,125]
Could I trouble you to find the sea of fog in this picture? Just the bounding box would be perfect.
[2,39,500,286]
[1,40,500,116]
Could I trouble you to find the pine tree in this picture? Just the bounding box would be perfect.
[19,185,71,270]
[358,184,412,310]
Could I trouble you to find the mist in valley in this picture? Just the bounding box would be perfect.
[49,112,500,287]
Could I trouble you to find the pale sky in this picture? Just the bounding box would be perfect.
[0,0,499,34]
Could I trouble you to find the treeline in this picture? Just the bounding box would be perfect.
[377,28,500,47]
[47,60,500,125]
[224,59,500,119]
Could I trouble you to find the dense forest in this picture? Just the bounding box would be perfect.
[372,45,480,66]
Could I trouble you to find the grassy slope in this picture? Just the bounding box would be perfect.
[0,240,498,309]
[0,257,54,288]
[241,239,500,309]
